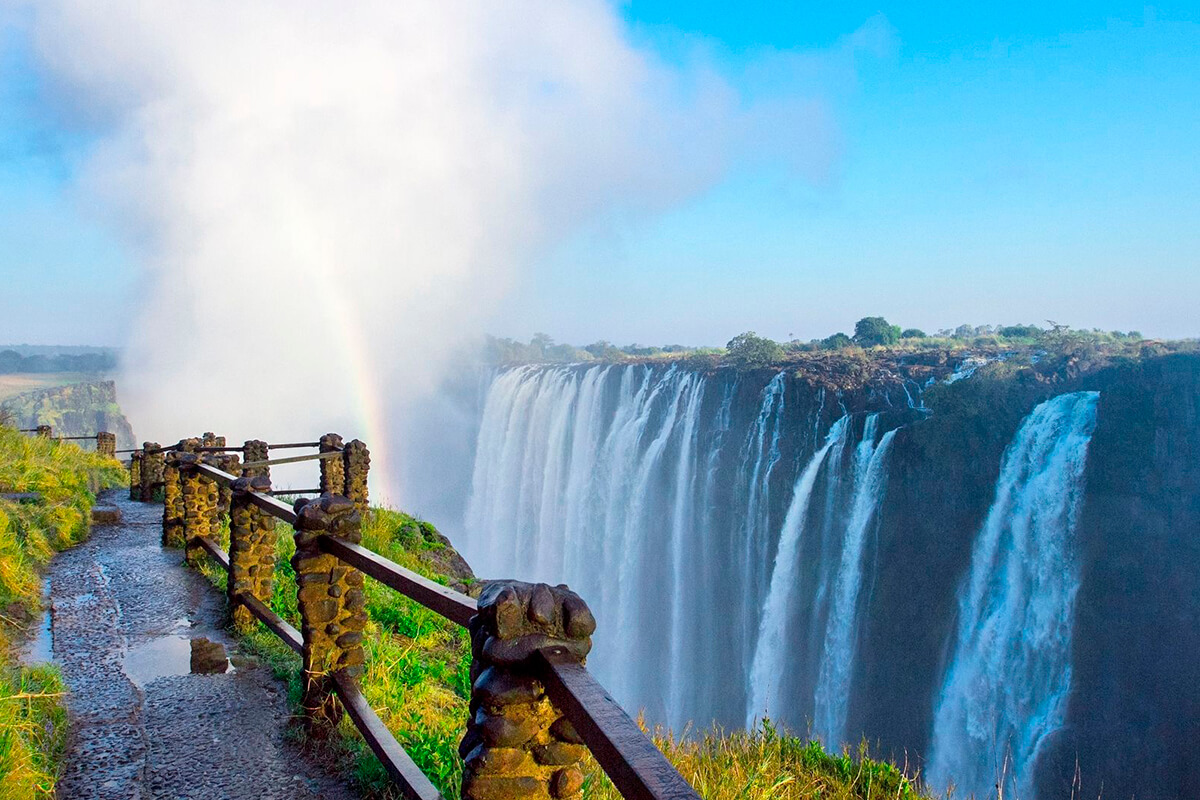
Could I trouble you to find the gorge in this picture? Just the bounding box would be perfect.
[410,347,1200,800]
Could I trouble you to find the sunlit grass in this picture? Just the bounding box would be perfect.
[583,721,933,800]
[0,425,126,799]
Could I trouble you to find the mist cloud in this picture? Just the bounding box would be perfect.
[15,1,846,500]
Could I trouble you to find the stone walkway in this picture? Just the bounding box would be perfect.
[40,489,357,800]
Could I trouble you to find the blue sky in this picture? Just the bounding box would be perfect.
[2,2,1199,346]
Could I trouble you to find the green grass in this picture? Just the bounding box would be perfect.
[0,425,125,800]
[584,721,933,800]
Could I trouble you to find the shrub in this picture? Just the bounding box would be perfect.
[725,332,784,368]
[821,333,854,350]
[853,317,901,347]
[900,328,927,339]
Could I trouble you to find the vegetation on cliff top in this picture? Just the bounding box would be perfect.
[484,318,1162,371]
[0,425,125,800]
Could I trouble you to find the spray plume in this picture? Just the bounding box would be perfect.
[15,0,847,501]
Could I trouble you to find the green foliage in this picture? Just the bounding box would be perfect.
[584,720,932,800]
[0,349,117,375]
[821,332,854,350]
[853,317,902,347]
[0,425,125,799]
[900,328,927,339]
[998,324,1043,339]
[725,332,784,368]
[0,665,68,800]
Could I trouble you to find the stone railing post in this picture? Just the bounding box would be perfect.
[291,495,367,734]
[212,451,239,518]
[162,451,188,548]
[228,475,278,634]
[460,581,596,800]
[242,439,269,479]
[96,431,116,458]
[342,439,370,513]
[319,433,345,496]
[35,424,51,438]
[141,441,163,501]
[181,453,219,566]
[129,451,143,501]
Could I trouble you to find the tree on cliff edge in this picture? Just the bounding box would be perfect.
[853,316,902,347]
[726,332,784,368]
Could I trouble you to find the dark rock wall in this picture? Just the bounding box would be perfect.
[1051,354,1200,800]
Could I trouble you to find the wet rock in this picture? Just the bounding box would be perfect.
[91,504,121,524]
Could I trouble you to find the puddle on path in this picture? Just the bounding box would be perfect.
[20,577,54,664]
[123,634,235,687]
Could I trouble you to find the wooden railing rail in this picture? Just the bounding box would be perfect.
[136,436,701,800]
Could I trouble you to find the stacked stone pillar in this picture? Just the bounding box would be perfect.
[181,452,220,566]
[342,439,370,513]
[35,425,51,438]
[228,476,278,634]
[96,431,116,458]
[162,451,188,548]
[291,495,367,733]
[318,434,345,496]
[242,439,270,480]
[460,581,596,800]
[129,451,143,501]
[141,442,164,502]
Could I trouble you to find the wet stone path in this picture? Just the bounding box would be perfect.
[42,490,357,800]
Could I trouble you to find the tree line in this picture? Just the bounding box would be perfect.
[0,350,118,374]
[486,319,1147,369]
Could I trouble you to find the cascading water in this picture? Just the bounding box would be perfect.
[746,415,850,727]
[927,390,1101,800]
[813,420,898,746]
[464,363,911,729]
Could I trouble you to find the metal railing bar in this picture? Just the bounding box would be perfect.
[237,594,303,654]
[331,671,445,800]
[238,451,341,470]
[246,491,299,525]
[318,535,477,628]
[192,463,299,525]
[193,463,235,487]
[192,535,231,571]
[195,446,245,452]
[534,648,701,800]
[267,441,325,450]
[267,489,322,495]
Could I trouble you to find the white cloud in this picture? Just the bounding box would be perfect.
[14,0,839,500]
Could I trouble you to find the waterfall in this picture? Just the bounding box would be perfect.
[813,421,898,746]
[465,364,904,731]
[746,415,850,728]
[927,391,1101,800]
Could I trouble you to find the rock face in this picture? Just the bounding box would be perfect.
[1,380,136,448]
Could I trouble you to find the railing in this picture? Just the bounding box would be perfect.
[17,425,117,457]
[131,433,701,800]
